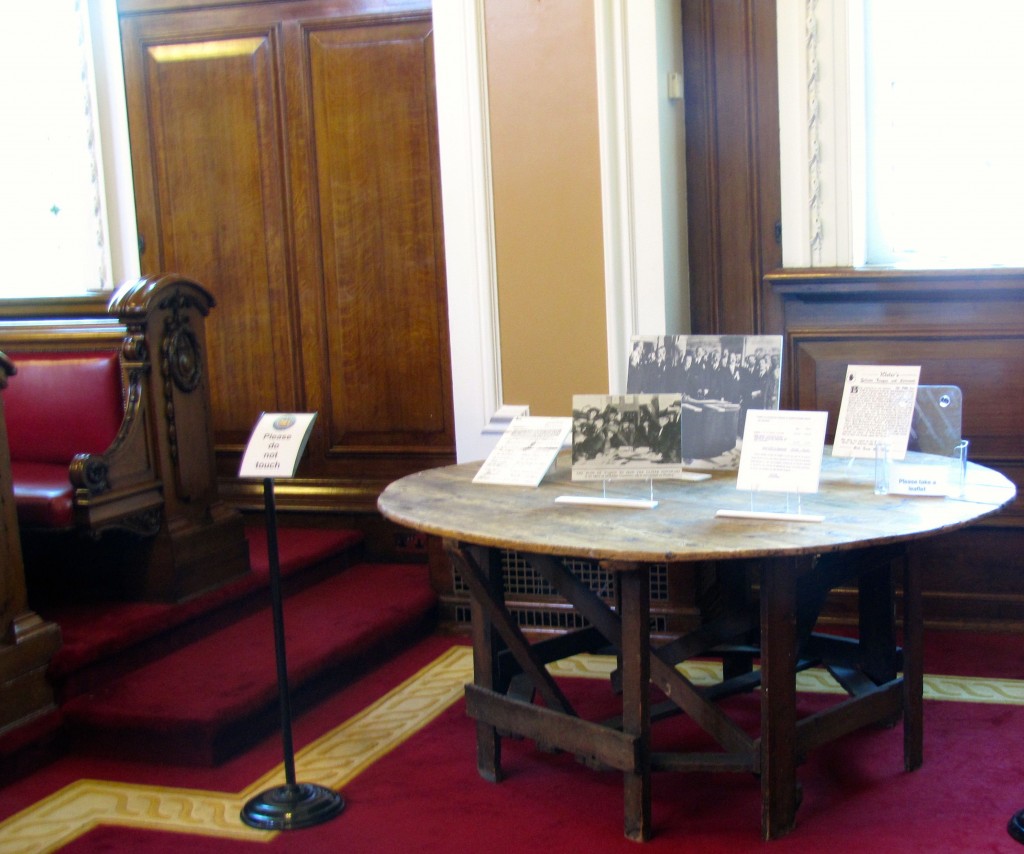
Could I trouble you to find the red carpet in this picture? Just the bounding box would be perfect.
[60,561,438,765]
[1,526,437,772]
[1,631,1023,852]
[44,526,365,687]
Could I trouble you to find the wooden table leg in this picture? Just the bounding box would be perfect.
[760,556,800,840]
[461,542,505,782]
[618,566,652,842]
[857,553,899,687]
[902,545,924,771]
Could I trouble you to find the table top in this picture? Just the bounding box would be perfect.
[377,451,1016,564]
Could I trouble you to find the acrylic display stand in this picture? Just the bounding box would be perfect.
[715,489,824,523]
[557,478,659,509]
[240,477,345,830]
[555,469,712,510]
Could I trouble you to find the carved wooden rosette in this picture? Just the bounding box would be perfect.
[159,289,206,473]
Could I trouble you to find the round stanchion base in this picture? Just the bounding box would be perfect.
[241,782,345,830]
[1009,809,1024,844]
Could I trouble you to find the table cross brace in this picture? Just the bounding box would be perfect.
[448,543,576,717]
[529,552,756,757]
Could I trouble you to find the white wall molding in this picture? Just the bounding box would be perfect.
[432,2,504,462]
[593,0,687,393]
[777,0,863,267]
[435,1,683,455]
[90,0,140,289]
[594,0,639,394]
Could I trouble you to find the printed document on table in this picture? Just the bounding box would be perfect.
[736,409,828,494]
[473,416,573,487]
[832,365,920,460]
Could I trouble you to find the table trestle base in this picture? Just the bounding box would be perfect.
[466,683,641,773]
[448,539,922,844]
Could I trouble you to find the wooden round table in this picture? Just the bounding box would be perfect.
[379,451,1015,842]
[379,450,1014,562]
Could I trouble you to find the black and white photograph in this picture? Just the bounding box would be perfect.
[625,334,783,469]
[571,393,683,481]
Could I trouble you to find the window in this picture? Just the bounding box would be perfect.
[0,0,136,298]
[863,0,1024,267]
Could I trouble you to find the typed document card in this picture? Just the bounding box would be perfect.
[833,365,921,460]
[239,412,318,479]
[736,409,829,495]
[473,416,573,487]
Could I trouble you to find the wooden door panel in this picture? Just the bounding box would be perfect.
[122,18,298,444]
[304,19,452,454]
[121,0,453,506]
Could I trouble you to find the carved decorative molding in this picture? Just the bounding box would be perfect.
[805,0,823,264]
[162,308,203,395]
[74,0,110,290]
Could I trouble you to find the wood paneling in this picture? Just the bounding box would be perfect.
[680,0,1024,631]
[119,0,453,513]
[307,22,450,452]
[126,27,292,438]
[682,0,781,335]
[765,269,1024,472]
[765,268,1024,630]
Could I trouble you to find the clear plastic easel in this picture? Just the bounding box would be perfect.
[555,468,712,510]
[715,484,824,523]
[556,478,659,509]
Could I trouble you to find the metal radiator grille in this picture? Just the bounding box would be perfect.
[452,550,668,601]
[453,604,668,634]
[451,550,670,634]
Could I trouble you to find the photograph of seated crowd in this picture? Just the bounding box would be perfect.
[625,334,783,467]
[572,394,682,468]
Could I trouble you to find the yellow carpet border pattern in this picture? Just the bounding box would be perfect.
[2,646,1023,853]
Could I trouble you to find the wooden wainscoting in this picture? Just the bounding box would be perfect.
[682,0,782,336]
[764,267,1024,631]
[118,0,454,520]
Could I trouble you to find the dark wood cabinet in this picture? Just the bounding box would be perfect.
[118,0,454,515]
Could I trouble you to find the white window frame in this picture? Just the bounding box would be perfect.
[0,1,138,299]
[777,0,865,268]
[89,0,140,291]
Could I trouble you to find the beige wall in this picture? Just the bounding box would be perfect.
[484,0,609,417]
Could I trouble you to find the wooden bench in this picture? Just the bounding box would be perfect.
[0,274,250,602]
[4,349,163,535]
[0,351,62,736]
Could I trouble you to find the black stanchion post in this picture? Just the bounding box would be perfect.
[1009,810,1024,843]
[240,477,345,830]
